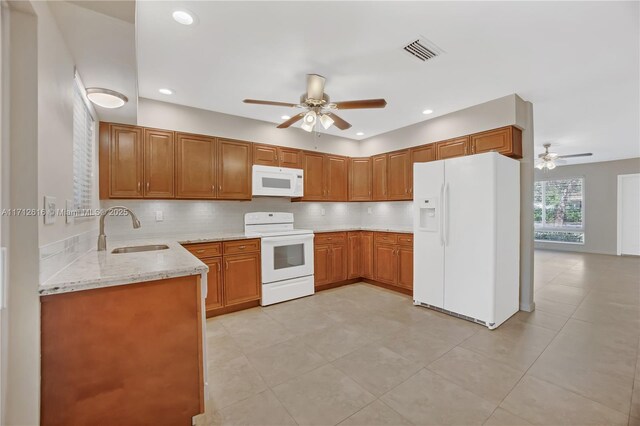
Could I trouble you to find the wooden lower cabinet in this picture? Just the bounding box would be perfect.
[313,232,347,288]
[361,232,374,279]
[397,247,414,290]
[347,232,361,279]
[41,275,204,425]
[183,239,261,316]
[374,244,397,284]
[372,232,414,293]
[224,253,261,306]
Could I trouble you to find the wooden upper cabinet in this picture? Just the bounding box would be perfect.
[278,147,302,168]
[435,136,470,160]
[387,150,411,200]
[470,126,522,159]
[217,139,252,200]
[223,253,261,306]
[326,155,348,201]
[176,133,217,199]
[107,124,144,198]
[302,151,326,200]
[361,232,374,279]
[253,144,279,166]
[411,144,436,164]
[143,128,175,198]
[372,154,388,200]
[349,158,372,201]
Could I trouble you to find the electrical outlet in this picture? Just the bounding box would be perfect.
[44,196,56,225]
[367,207,373,215]
[320,208,326,216]
[155,211,164,222]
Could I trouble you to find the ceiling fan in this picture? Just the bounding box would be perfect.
[243,74,387,132]
[536,143,592,170]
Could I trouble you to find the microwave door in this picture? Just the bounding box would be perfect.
[254,170,296,196]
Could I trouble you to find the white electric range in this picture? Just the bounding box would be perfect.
[244,212,315,306]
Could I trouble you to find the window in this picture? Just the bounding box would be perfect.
[534,178,584,243]
[73,74,95,217]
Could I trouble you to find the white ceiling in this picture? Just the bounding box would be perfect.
[136,1,639,163]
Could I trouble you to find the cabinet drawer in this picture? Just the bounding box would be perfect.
[315,232,346,245]
[223,239,260,255]
[374,232,398,245]
[184,242,222,258]
[397,234,413,246]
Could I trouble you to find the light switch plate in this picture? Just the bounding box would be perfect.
[321,208,325,216]
[65,199,74,224]
[44,196,56,225]
[367,207,373,215]
[155,211,164,222]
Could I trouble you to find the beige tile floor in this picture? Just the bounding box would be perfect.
[197,250,640,426]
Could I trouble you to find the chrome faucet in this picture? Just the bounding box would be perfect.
[97,206,141,251]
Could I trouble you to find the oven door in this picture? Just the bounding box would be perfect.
[260,234,314,284]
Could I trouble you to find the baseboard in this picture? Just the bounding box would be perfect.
[519,301,535,312]
[206,299,260,317]
[361,278,412,296]
[315,278,360,292]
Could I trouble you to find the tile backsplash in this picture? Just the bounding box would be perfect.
[40,199,414,283]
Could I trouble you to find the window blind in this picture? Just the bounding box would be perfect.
[73,78,95,216]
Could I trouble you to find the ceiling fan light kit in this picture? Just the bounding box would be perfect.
[535,143,592,171]
[243,73,387,134]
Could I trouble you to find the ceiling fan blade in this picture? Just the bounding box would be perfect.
[334,99,387,109]
[326,112,352,130]
[276,113,304,129]
[555,159,567,165]
[243,99,299,108]
[557,153,593,158]
[306,74,326,100]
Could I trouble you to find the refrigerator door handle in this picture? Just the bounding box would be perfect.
[444,183,450,246]
[440,182,445,246]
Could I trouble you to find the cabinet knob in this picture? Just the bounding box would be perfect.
[225,261,229,270]
[137,182,141,191]
[217,263,221,271]
[146,182,150,191]
[196,249,206,254]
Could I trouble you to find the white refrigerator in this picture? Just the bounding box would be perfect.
[413,152,520,329]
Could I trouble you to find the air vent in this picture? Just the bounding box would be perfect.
[403,37,443,62]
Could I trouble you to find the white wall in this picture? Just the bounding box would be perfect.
[535,157,640,255]
[138,98,361,157]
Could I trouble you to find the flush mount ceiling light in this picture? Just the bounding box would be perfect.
[86,88,128,109]
[422,109,434,115]
[158,88,173,95]
[281,115,291,120]
[172,10,194,25]
[356,132,364,136]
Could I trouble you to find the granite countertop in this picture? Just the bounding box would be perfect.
[38,232,263,296]
[39,227,411,296]
[311,226,414,234]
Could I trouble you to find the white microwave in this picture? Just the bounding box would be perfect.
[252,165,304,197]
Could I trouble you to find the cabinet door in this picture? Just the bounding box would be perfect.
[331,243,348,283]
[176,133,216,199]
[361,232,374,279]
[397,247,413,291]
[278,147,302,168]
[349,158,372,201]
[253,144,279,166]
[347,232,361,279]
[223,253,261,306]
[109,124,143,198]
[144,128,175,198]
[314,244,331,287]
[326,155,348,201]
[387,150,411,200]
[435,136,470,160]
[470,126,522,158]
[204,257,224,310]
[302,152,326,200]
[218,139,252,200]
[372,154,388,201]
[374,244,397,285]
[411,144,435,163]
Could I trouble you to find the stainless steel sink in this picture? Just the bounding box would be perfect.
[111,244,169,254]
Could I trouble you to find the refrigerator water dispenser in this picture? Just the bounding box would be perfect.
[418,198,438,231]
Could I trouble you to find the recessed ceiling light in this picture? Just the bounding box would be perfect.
[172,10,194,25]
[86,88,128,109]
[158,88,173,95]
[356,132,364,136]
[281,115,291,120]
[422,109,434,115]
